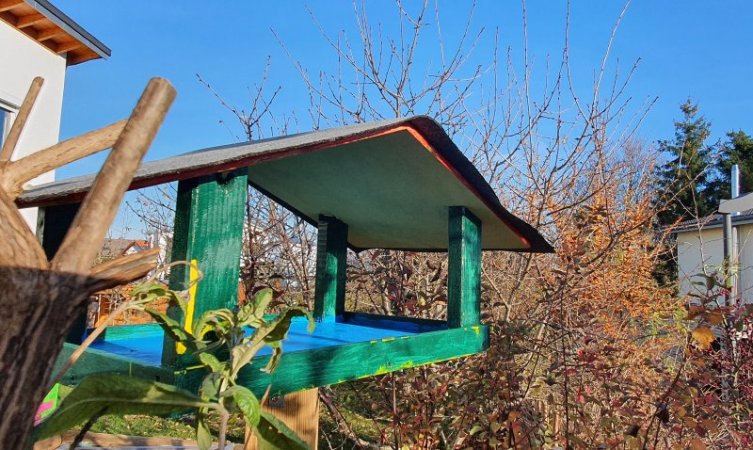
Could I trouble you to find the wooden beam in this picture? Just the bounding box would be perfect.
[162,169,248,366]
[447,206,482,328]
[65,50,97,66]
[55,40,81,54]
[52,341,174,386]
[244,389,320,450]
[37,27,65,42]
[16,12,44,29]
[313,215,347,321]
[51,78,175,274]
[59,322,488,400]
[0,0,22,13]
[37,431,200,449]
[5,119,127,198]
[0,77,43,163]
[225,325,489,397]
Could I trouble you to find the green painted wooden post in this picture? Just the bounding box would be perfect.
[447,206,482,328]
[162,169,248,366]
[314,215,348,321]
[38,203,88,344]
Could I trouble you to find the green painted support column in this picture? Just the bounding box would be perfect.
[162,169,248,366]
[447,206,482,328]
[38,203,87,344]
[314,215,348,322]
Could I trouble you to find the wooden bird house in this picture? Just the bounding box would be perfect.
[23,116,552,398]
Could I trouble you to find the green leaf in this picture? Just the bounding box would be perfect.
[194,308,236,341]
[253,288,274,317]
[224,385,261,427]
[196,408,212,450]
[264,341,283,374]
[262,307,312,345]
[131,281,168,300]
[232,309,310,376]
[34,374,211,440]
[198,352,225,373]
[199,373,222,402]
[231,340,266,378]
[256,410,309,450]
[145,308,197,350]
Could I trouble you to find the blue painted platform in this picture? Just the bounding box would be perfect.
[88,315,445,367]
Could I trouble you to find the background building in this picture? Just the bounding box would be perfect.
[0,0,109,227]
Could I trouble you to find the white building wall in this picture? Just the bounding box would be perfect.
[0,20,67,229]
[735,224,753,301]
[677,225,753,302]
[677,228,724,297]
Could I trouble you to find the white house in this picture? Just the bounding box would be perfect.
[0,0,109,228]
[675,213,753,301]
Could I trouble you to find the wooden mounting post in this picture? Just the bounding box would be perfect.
[313,215,348,322]
[244,388,320,450]
[447,206,482,328]
[162,169,248,366]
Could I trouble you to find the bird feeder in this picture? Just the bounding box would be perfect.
[22,116,551,398]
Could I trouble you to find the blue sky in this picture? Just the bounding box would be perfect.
[52,0,753,182]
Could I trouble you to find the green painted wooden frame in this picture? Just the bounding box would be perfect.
[49,200,490,395]
[45,159,489,395]
[448,206,482,328]
[52,323,489,399]
[162,169,248,366]
[314,215,348,321]
[178,324,488,397]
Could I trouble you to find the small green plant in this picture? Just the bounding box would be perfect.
[35,280,313,450]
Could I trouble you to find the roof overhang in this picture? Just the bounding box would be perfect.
[674,213,753,234]
[18,116,553,253]
[247,126,544,251]
[0,0,110,66]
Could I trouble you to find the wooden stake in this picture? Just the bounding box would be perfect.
[87,247,160,292]
[0,77,44,162]
[52,78,176,273]
[0,188,47,268]
[3,119,127,198]
[0,77,174,448]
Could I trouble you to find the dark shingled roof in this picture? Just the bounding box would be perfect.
[673,211,753,233]
[19,116,553,253]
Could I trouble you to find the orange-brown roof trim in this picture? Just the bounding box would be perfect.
[0,0,110,66]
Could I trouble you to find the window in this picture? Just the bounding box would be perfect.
[0,107,11,149]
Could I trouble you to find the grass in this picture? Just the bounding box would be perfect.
[56,384,384,448]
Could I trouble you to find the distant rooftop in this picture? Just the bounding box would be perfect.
[674,210,753,233]
[0,0,110,65]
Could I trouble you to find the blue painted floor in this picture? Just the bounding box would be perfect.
[88,317,419,367]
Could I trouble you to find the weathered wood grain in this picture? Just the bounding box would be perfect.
[313,215,348,321]
[448,206,482,328]
[0,76,43,162]
[4,119,127,198]
[230,325,489,397]
[0,78,174,449]
[52,78,175,274]
[162,169,248,366]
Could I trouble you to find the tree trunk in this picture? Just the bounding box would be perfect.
[0,272,90,448]
[0,77,175,448]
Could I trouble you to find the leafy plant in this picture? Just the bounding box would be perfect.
[36,282,314,450]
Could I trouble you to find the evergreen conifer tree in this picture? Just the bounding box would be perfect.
[655,100,716,225]
[708,130,753,202]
